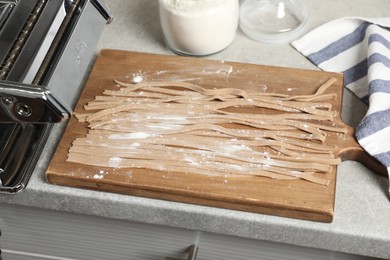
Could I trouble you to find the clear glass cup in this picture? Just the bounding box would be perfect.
[239,0,308,44]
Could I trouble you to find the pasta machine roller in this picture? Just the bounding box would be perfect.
[0,0,112,192]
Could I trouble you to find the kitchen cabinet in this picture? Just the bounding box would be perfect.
[0,203,381,260]
[0,203,195,259]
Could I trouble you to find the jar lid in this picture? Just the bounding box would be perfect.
[239,0,307,44]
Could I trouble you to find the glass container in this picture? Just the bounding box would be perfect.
[159,0,240,56]
[239,0,307,44]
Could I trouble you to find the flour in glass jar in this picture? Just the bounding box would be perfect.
[159,0,239,56]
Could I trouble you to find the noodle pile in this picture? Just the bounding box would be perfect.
[68,78,346,185]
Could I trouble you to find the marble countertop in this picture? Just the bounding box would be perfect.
[1,0,390,258]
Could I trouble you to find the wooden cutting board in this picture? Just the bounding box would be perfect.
[46,49,385,223]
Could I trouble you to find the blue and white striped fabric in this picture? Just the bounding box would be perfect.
[292,17,390,176]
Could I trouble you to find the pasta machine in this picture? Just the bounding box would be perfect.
[0,0,112,192]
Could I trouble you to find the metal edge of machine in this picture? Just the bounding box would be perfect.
[0,0,112,193]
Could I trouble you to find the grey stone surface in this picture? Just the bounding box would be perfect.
[1,0,390,258]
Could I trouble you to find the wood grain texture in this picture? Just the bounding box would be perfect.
[46,50,385,223]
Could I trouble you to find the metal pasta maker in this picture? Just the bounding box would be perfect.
[0,0,112,193]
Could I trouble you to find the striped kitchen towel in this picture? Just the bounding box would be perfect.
[292,17,390,176]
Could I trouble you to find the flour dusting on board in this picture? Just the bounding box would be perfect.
[93,170,107,179]
[121,64,234,85]
[131,71,147,83]
[151,64,234,82]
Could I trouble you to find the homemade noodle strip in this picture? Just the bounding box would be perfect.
[71,137,338,172]
[69,145,332,173]
[88,122,328,144]
[114,80,248,98]
[67,152,329,185]
[81,131,336,154]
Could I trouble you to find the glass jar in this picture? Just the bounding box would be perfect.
[239,0,307,44]
[159,0,239,56]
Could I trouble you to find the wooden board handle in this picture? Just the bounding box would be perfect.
[337,121,387,177]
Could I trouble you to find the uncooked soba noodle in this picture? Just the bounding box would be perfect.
[68,77,346,186]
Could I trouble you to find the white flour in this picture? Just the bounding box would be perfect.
[159,0,239,56]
